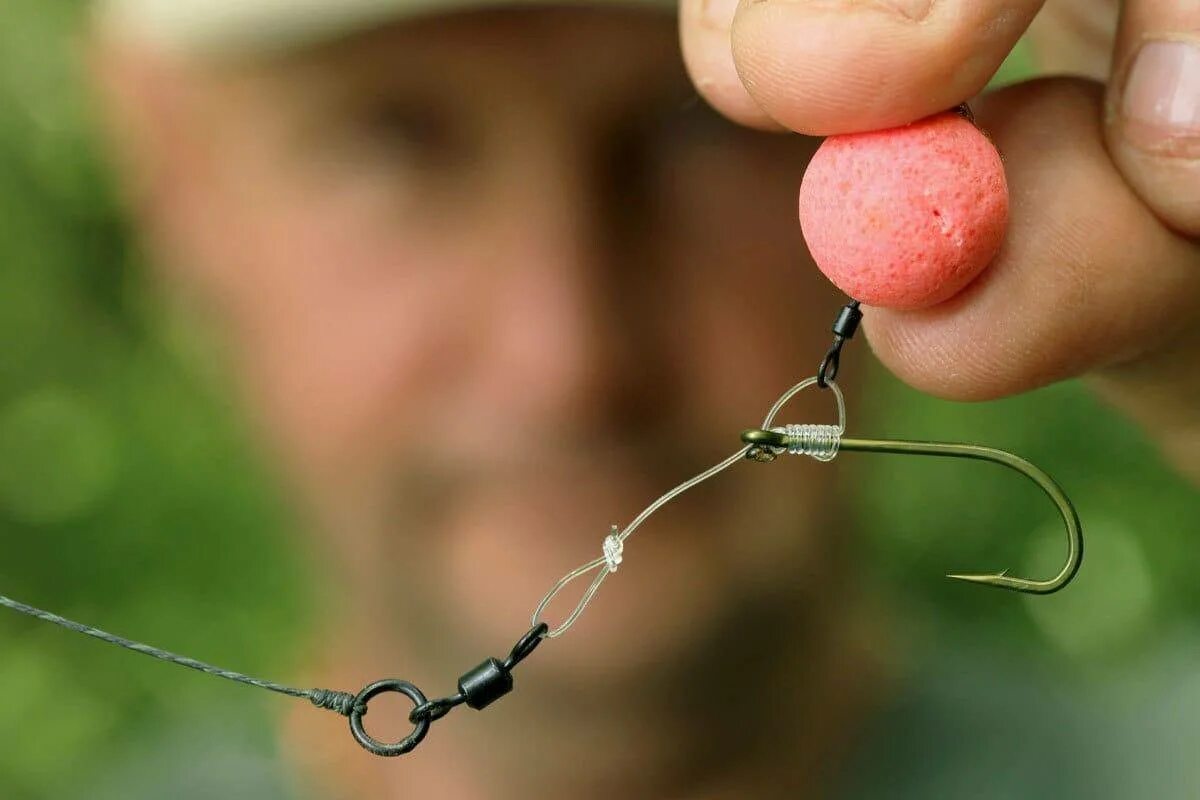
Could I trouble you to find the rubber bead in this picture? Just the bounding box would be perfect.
[798,111,1008,310]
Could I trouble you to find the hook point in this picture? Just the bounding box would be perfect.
[946,571,1071,596]
[946,572,1005,585]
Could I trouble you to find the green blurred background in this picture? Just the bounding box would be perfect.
[0,2,313,796]
[0,2,1197,798]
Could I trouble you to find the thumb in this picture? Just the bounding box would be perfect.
[726,0,1045,134]
[1106,1,1200,236]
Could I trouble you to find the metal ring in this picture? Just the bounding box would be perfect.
[348,679,430,757]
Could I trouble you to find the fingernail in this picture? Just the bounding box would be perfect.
[701,0,740,29]
[1121,39,1200,154]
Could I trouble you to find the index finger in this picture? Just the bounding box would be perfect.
[681,0,1046,135]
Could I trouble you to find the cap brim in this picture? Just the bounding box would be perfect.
[102,0,674,58]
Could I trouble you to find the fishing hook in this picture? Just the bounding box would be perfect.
[740,429,1083,594]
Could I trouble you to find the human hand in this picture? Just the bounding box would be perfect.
[680,0,1200,482]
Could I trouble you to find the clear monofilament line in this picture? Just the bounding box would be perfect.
[532,377,845,638]
[616,446,751,547]
[531,445,751,638]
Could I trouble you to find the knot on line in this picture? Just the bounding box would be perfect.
[309,688,361,717]
[602,526,624,572]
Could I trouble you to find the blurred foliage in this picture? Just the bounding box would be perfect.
[0,2,312,798]
[0,4,1196,799]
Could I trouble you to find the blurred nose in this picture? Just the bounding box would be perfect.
[469,125,664,439]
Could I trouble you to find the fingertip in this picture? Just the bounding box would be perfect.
[861,298,1030,403]
[679,0,785,130]
[729,0,1042,135]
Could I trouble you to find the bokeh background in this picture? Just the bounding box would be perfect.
[1,2,1198,798]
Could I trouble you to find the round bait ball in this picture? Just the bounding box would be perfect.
[798,111,1008,310]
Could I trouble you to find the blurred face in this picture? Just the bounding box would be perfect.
[108,5,856,790]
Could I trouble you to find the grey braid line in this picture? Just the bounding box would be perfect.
[0,592,360,716]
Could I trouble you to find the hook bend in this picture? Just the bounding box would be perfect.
[838,437,1082,594]
[742,427,1083,594]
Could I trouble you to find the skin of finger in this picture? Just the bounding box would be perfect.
[860,78,1200,402]
[679,0,784,129]
[1105,0,1200,236]
[728,0,1045,135]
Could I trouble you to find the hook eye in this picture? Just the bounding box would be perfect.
[741,429,789,448]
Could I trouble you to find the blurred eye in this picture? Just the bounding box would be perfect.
[351,95,477,175]
[612,90,750,179]
[600,89,750,207]
[287,87,487,221]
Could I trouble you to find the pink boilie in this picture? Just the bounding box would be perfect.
[799,111,1009,310]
